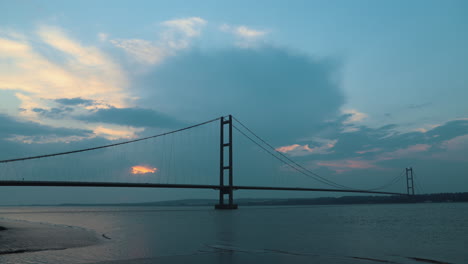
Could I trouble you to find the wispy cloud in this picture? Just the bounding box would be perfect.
[356,148,381,154]
[235,26,267,38]
[92,125,144,140]
[0,26,128,113]
[110,17,207,64]
[162,17,206,38]
[377,144,431,161]
[98,32,109,42]
[219,24,268,48]
[342,109,368,124]
[7,134,89,144]
[0,26,143,141]
[317,159,377,173]
[38,26,113,66]
[276,139,337,156]
[110,39,166,64]
[414,124,441,133]
[440,134,468,152]
[431,134,468,162]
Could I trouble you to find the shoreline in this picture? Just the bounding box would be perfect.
[0,219,101,256]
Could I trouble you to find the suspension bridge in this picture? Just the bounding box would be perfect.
[0,115,414,209]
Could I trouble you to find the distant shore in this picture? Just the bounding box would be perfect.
[1,192,467,208]
[50,192,468,207]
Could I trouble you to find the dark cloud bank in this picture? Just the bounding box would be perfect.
[78,107,183,128]
[138,47,344,144]
[55,97,95,106]
[0,114,91,139]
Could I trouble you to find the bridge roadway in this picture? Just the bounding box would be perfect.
[0,180,405,196]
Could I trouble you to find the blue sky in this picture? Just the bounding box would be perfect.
[0,0,467,204]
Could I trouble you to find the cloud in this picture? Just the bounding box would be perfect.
[356,148,381,154]
[110,39,166,64]
[378,144,431,161]
[220,24,268,47]
[32,107,74,119]
[0,112,143,143]
[98,33,109,42]
[276,139,337,156]
[37,26,112,66]
[441,134,468,151]
[235,26,267,38]
[0,26,162,141]
[78,107,183,128]
[276,144,302,153]
[137,47,345,142]
[110,17,206,64]
[424,119,468,142]
[7,135,90,144]
[54,97,96,106]
[0,26,129,117]
[92,125,143,140]
[408,102,432,109]
[0,113,91,139]
[131,165,158,175]
[317,159,377,173]
[431,134,468,162]
[312,117,468,173]
[162,17,206,38]
[342,109,368,124]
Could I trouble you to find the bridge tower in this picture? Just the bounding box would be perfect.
[215,115,238,209]
[406,167,415,195]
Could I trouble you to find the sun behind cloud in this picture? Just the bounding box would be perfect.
[131,165,158,175]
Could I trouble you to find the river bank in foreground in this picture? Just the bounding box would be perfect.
[0,218,100,255]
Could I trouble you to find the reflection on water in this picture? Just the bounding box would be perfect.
[0,203,467,264]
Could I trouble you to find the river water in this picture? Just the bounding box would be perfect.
[0,203,467,264]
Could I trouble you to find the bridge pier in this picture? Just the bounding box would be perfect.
[215,186,238,209]
[215,115,238,210]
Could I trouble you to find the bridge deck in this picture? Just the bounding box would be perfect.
[0,181,405,196]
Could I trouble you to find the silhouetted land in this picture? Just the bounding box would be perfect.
[55,192,468,207]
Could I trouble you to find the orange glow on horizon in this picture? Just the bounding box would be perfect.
[131,165,158,175]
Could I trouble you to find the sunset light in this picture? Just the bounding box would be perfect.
[131,165,158,175]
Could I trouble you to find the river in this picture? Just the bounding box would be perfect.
[0,203,467,264]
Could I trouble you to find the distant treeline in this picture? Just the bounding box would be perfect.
[237,192,468,206]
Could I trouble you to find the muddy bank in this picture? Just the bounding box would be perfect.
[0,219,100,255]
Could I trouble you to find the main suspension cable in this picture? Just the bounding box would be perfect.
[0,117,221,164]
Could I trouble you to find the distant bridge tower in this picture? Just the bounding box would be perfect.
[215,115,238,209]
[406,167,415,195]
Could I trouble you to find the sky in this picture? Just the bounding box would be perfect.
[0,0,467,204]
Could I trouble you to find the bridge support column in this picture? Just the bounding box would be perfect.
[215,115,238,210]
[406,167,415,195]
